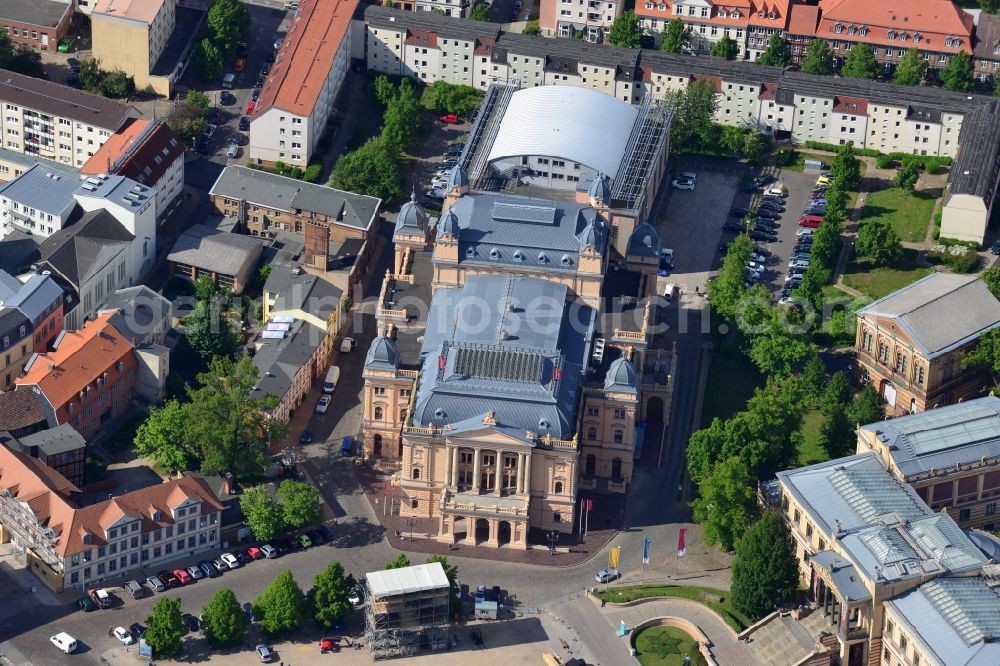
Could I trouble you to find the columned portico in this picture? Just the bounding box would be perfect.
[472,447,481,491]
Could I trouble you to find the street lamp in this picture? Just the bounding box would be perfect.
[405,517,416,542]
[547,531,559,556]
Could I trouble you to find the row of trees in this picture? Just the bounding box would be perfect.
[164,91,214,149]
[0,28,45,79]
[191,0,252,82]
[662,74,768,160]
[331,75,423,201]
[240,480,323,541]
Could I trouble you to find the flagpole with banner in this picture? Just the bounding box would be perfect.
[608,545,621,589]
[642,537,652,580]
[675,527,687,579]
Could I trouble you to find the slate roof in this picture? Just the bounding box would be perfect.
[0,68,136,131]
[860,397,1000,478]
[97,286,171,346]
[858,273,1000,359]
[19,424,85,457]
[0,272,63,325]
[442,193,606,274]
[0,163,80,216]
[167,226,264,277]
[208,166,380,231]
[412,275,595,440]
[974,13,1000,60]
[0,230,41,276]
[0,0,72,28]
[37,209,133,287]
[263,267,342,320]
[249,318,325,403]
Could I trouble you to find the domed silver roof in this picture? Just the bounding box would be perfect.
[446,164,469,191]
[365,337,399,370]
[438,206,460,238]
[588,172,611,203]
[604,357,638,393]
[626,222,661,258]
[394,191,427,236]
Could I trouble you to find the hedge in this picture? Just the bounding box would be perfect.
[803,141,953,173]
[928,243,979,273]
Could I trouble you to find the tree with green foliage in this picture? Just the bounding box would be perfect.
[278,479,323,529]
[311,562,356,628]
[183,300,241,362]
[846,384,885,427]
[144,597,185,657]
[99,70,135,98]
[856,220,902,266]
[982,267,1000,299]
[194,274,218,302]
[523,24,542,36]
[818,403,855,458]
[373,74,396,106]
[470,2,490,21]
[801,354,827,397]
[382,78,421,149]
[607,11,643,49]
[254,571,306,635]
[893,48,927,86]
[757,34,790,68]
[78,58,105,93]
[201,588,247,648]
[427,555,461,617]
[664,78,720,152]
[831,142,862,191]
[731,513,799,620]
[963,327,1000,388]
[710,35,739,60]
[841,43,879,79]
[822,371,852,412]
[895,160,920,192]
[185,90,212,116]
[164,100,207,147]
[940,50,975,92]
[240,486,285,541]
[331,136,401,201]
[133,400,195,473]
[741,131,767,163]
[800,39,835,76]
[207,0,251,55]
[995,76,1000,97]
[661,19,692,54]
[430,80,482,115]
[747,320,817,377]
[385,554,411,570]
[185,356,289,475]
[707,235,752,319]
[191,38,225,83]
[0,28,45,79]
[691,456,757,551]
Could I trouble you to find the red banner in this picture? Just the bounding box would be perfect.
[677,527,687,557]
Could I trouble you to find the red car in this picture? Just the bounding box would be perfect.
[798,214,823,228]
[439,113,459,124]
[173,569,192,585]
[247,546,264,560]
[246,100,255,114]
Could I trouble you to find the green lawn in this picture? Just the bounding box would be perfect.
[634,626,709,666]
[594,584,751,632]
[779,150,830,173]
[797,409,830,466]
[842,249,933,300]
[701,346,763,427]
[860,186,938,243]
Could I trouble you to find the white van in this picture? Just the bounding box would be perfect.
[663,283,680,300]
[323,366,340,393]
[50,632,78,654]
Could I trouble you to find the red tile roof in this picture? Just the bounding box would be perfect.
[748,0,792,29]
[0,389,47,432]
[253,0,358,119]
[759,82,779,100]
[816,0,974,54]
[17,312,134,411]
[833,96,868,115]
[786,3,821,36]
[0,443,225,558]
[636,0,751,25]
[474,38,495,57]
[692,74,723,91]
[81,119,183,189]
[405,29,439,48]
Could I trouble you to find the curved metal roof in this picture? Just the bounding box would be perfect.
[486,86,637,180]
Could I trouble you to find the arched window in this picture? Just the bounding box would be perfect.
[412,468,421,480]
[611,457,623,479]
[614,429,624,443]
[587,426,597,440]
[374,406,384,420]
[554,481,563,494]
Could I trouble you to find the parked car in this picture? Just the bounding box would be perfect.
[749,231,777,242]
[173,569,192,586]
[256,644,276,663]
[113,627,134,645]
[252,88,261,102]
[246,101,256,114]
[261,63,272,75]
[67,57,81,72]
[315,395,331,414]
[298,533,313,548]
[202,124,217,139]
[247,546,265,560]
[439,113,460,124]
[992,240,1000,255]
[425,188,445,200]
[722,221,745,232]
[157,570,177,588]
[798,215,823,228]
[285,1,300,8]
[244,602,257,622]
[595,568,620,583]
[182,613,200,633]
[239,116,250,131]
[235,551,252,565]
[815,176,832,186]
[261,544,279,559]
[273,36,284,50]
[281,535,301,552]
[146,576,166,593]
[729,207,749,217]
[764,187,785,197]
[186,565,204,580]
[220,91,236,106]
[58,37,75,53]
[227,143,240,158]
[316,525,334,542]
[129,623,147,640]
[308,529,327,546]
[198,561,219,578]
[221,553,240,569]
[796,227,815,236]
[65,73,79,87]
[299,428,312,444]
[671,178,695,191]
[212,558,227,573]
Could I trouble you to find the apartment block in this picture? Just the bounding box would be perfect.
[90,0,176,96]
[0,163,83,239]
[248,0,356,166]
[539,0,624,43]
[635,0,751,56]
[0,0,73,52]
[0,443,224,593]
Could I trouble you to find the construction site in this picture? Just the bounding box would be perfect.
[363,561,452,659]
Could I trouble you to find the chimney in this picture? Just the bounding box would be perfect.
[223,472,234,496]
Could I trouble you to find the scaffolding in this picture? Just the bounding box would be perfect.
[611,94,672,210]
[466,81,519,189]
[363,562,451,660]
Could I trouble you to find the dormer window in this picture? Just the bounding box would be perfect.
[152,510,161,522]
[489,248,500,261]
[732,10,739,18]
[512,250,525,263]
[888,30,896,40]
[834,23,843,34]
[914,33,922,43]
[560,254,572,266]
[538,252,548,263]
[82,532,92,545]
[860,26,868,36]
[768,11,775,19]
[466,247,476,258]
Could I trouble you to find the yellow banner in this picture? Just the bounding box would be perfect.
[609,545,620,570]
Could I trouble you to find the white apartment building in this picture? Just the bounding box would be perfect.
[0,69,139,168]
[415,0,469,19]
[539,0,624,42]
[73,174,157,281]
[0,163,80,239]
[247,0,355,166]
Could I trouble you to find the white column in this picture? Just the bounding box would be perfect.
[444,446,453,488]
[516,452,525,495]
[472,448,481,491]
[523,451,532,497]
[451,447,459,487]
